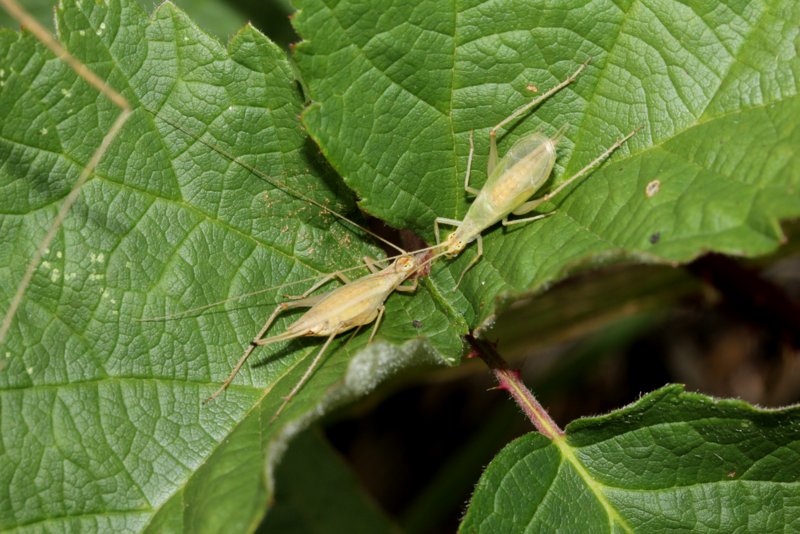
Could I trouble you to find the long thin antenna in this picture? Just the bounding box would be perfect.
[149,109,407,255]
[140,242,446,322]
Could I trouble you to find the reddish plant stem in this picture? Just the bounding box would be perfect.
[467,334,564,439]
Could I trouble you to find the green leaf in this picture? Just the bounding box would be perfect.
[293,0,800,327]
[260,426,400,533]
[0,0,454,530]
[3,0,799,530]
[0,1,49,30]
[460,385,800,532]
[0,0,249,40]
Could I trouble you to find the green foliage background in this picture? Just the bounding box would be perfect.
[0,0,798,531]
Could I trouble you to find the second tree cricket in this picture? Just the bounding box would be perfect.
[434,60,641,285]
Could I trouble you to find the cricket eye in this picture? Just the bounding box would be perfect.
[397,258,413,271]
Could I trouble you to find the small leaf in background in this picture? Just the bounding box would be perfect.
[261,427,400,533]
[461,385,800,532]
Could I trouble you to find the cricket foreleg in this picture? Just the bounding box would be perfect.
[395,278,418,293]
[363,256,387,273]
[463,130,480,196]
[434,217,462,247]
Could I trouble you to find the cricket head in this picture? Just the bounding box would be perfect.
[394,254,419,275]
[443,230,466,257]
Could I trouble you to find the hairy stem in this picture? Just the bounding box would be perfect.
[468,334,563,438]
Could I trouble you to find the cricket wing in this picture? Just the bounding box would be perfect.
[292,272,399,335]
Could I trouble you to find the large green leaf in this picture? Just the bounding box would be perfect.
[461,385,800,532]
[0,0,454,530]
[293,0,800,327]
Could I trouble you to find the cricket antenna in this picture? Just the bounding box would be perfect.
[147,109,407,256]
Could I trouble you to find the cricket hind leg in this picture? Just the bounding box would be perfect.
[504,126,642,221]
[502,211,555,227]
[203,296,320,404]
[271,330,338,421]
[487,59,588,175]
[272,299,391,421]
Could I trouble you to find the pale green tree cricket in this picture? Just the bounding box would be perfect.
[434,61,641,285]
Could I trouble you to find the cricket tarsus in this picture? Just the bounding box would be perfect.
[0,0,132,345]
